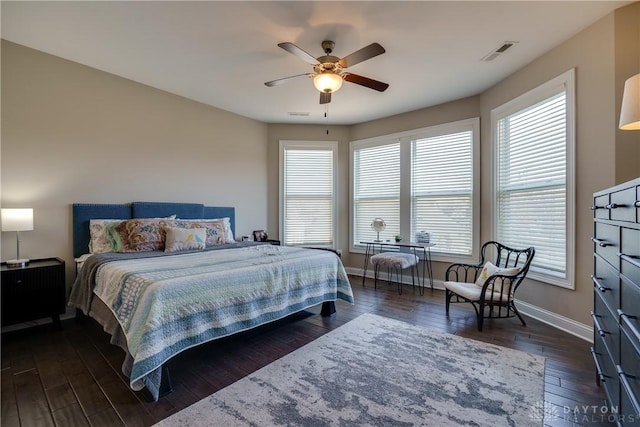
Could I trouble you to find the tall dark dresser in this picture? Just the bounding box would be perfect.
[591,177,640,425]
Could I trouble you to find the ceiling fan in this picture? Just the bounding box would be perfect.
[265,40,389,104]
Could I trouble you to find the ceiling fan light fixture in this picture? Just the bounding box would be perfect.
[313,72,343,93]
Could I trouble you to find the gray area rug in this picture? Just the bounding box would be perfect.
[155,313,545,426]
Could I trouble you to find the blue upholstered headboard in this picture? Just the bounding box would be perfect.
[72,202,235,258]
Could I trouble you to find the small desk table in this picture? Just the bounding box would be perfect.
[361,241,435,294]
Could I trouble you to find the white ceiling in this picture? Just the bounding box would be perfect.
[1,1,632,125]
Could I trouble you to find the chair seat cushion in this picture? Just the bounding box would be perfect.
[444,281,510,302]
[370,252,419,269]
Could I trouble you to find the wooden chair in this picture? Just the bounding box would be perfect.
[444,241,535,331]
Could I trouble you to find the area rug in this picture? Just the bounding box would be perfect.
[155,313,545,426]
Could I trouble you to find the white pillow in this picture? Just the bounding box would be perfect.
[89,219,124,253]
[475,261,520,293]
[164,227,206,252]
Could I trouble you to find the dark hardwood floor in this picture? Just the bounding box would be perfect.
[2,276,609,427]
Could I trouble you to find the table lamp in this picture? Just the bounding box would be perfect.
[1,208,34,267]
[620,72,640,130]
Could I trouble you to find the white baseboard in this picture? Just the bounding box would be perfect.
[513,299,593,343]
[346,268,593,343]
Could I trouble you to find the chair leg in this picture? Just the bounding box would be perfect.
[511,302,527,326]
[373,264,379,290]
[396,268,402,295]
[445,289,451,314]
[477,302,485,331]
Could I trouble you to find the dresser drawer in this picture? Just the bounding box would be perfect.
[620,227,640,287]
[620,326,640,399]
[594,292,621,363]
[594,255,621,313]
[594,194,611,219]
[611,186,639,223]
[621,276,640,336]
[619,381,640,426]
[594,222,621,269]
[593,332,620,408]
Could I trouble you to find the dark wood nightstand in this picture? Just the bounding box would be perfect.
[265,239,281,246]
[1,258,66,329]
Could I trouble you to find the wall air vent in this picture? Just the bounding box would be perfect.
[481,41,518,62]
[287,112,310,117]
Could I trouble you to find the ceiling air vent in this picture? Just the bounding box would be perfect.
[481,41,518,62]
[287,112,310,117]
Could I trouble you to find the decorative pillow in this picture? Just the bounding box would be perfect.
[112,218,177,252]
[177,217,234,244]
[164,227,206,252]
[475,261,520,293]
[89,219,124,253]
[175,219,227,246]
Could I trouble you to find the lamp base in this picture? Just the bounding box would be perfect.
[6,258,29,268]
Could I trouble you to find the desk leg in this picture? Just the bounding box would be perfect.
[425,247,434,289]
[411,248,423,296]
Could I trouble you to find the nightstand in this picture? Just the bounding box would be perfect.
[265,239,281,246]
[1,258,66,329]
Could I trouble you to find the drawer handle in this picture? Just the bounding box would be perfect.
[591,347,606,383]
[591,311,607,338]
[617,365,640,415]
[591,275,608,292]
[618,309,640,345]
[591,205,605,210]
[635,201,640,208]
[618,253,640,269]
[606,203,625,209]
[591,237,612,248]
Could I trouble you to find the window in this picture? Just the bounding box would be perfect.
[412,131,473,256]
[350,118,479,261]
[279,141,337,247]
[491,69,575,288]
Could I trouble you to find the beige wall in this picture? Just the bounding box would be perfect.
[615,3,640,183]
[2,3,638,328]
[1,41,269,289]
[480,12,618,325]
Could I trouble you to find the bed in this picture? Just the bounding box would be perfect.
[68,202,354,401]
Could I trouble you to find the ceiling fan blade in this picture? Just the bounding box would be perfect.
[264,73,312,87]
[337,43,385,68]
[319,92,332,104]
[278,42,318,65]
[343,73,389,92]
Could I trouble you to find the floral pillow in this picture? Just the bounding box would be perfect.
[177,217,234,244]
[175,219,226,246]
[475,261,520,293]
[164,227,206,252]
[111,218,177,252]
[89,219,124,253]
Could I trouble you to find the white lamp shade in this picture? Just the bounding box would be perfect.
[313,72,343,93]
[1,208,34,232]
[620,73,640,130]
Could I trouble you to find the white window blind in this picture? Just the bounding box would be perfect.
[281,143,336,247]
[496,90,568,279]
[353,143,400,243]
[412,131,473,256]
